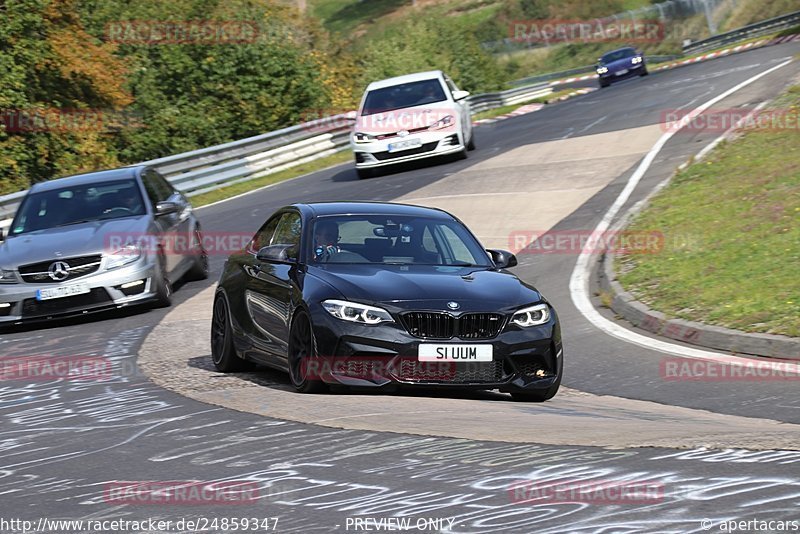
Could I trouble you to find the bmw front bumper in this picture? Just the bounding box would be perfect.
[305,306,562,394]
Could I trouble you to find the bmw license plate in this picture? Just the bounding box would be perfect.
[419,344,493,362]
[616,69,629,76]
[36,283,91,301]
[388,138,422,153]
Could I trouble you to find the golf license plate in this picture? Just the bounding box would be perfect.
[419,344,493,362]
[388,138,422,153]
[36,283,90,301]
[616,69,629,76]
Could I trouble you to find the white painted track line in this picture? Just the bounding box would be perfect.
[568,59,799,372]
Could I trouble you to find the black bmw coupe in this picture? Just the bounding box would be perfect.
[211,202,563,401]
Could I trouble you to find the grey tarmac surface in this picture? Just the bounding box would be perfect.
[1,41,799,532]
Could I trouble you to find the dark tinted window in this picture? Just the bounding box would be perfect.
[600,48,636,63]
[143,169,172,206]
[309,215,491,266]
[248,216,280,254]
[11,179,146,235]
[362,79,447,115]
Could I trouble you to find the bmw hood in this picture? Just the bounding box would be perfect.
[309,264,543,311]
[0,216,151,269]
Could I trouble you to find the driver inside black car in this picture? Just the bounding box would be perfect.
[313,220,340,260]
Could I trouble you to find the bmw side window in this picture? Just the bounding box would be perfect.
[248,217,280,254]
[272,213,302,257]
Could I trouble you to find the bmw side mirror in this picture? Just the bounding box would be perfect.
[155,201,180,216]
[487,249,517,269]
[256,244,297,264]
[452,90,471,101]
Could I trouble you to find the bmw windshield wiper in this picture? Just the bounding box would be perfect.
[443,261,475,267]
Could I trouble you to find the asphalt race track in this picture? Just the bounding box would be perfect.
[1,42,799,533]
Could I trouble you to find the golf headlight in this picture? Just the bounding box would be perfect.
[105,245,142,270]
[596,66,609,74]
[631,56,643,64]
[322,299,393,324]
[0,269,17,284]
[511,303,550,327]
[353,132,373,143]
[428,115,454,130]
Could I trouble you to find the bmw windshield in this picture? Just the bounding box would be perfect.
[309,215,493,267]
[10,179,146,236]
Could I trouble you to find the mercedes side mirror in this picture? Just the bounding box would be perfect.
[155,201,180,216]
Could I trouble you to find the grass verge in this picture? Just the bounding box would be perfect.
[190,151,353,208]
[615,84,800,337]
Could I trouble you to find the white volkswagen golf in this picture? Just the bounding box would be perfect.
[351,71,475,179]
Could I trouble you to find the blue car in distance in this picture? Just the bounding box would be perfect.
[596,47,648,88]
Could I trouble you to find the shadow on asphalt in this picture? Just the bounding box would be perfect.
[187,354,513,402]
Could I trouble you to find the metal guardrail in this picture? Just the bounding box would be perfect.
[0,80,554,230]
[683,9,800,55]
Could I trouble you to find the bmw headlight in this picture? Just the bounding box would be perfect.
[0,269,17,284]
[105,245,142,270]
[353,132,374,143]
[596,66,609,74]
[631,56,643,64]
[511,303,550,327]
[428,115,454,130]
[322,299,393,324]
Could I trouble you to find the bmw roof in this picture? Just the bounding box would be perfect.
[295,201,455,220]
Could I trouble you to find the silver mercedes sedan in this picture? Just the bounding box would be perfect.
[0,166,208,325]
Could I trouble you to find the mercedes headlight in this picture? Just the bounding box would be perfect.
[105,245,142,270]
[596,66,609,74]
[511,303,550,327]
[0,269,17,284]
[322,299,393,324]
